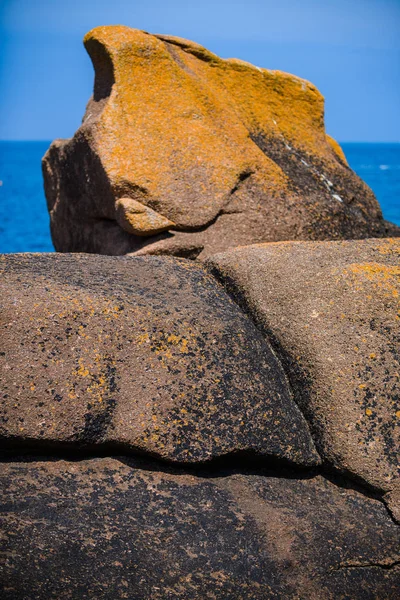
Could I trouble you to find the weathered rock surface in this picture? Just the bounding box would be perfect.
[385,481,400,524]
[1,458,399,599]
[42,26,397,259]
[0,253,318,466]
[207,238,400,496]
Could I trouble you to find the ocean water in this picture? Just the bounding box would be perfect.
[341,143,400,227]
[0,141,53,253]
[0,141,399,253]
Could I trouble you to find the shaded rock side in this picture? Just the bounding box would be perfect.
[207,238,400,495]
[42,26,397,260]
[1,458,399,599]
[0,253,318,466]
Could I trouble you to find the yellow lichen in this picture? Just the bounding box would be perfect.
[376,238,400,256]
[77,359,90,378]
[344,263,400,301]
[81,25,349,227]
[326,134,348,165]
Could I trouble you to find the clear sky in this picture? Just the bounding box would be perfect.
[0,0,399,141]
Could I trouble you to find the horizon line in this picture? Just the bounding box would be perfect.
[1,139,400,145]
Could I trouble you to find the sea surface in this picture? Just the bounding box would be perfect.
[0,141,399,253]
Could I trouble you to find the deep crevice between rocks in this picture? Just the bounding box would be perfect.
[0,440,316,476]
[204,264,400,527]
[205,264,328,453]
[0,440,389,507]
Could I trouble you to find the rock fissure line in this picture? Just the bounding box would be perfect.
[0,444,318,474]
[0,446,391,510]
[205,263,400,532]
[228,169,254,196]
[206,264,321,452]
[329,560,400,573]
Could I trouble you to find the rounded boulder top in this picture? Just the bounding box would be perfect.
[0,252,319,466]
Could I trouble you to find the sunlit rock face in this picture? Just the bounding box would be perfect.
[43,26,395,259]
[0,253,320,466]
[207,237,400,499]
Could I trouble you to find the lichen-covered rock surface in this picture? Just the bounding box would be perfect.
[0,253,319,465]
[1,248,399,599]
[42,26,397,259]
[207,237,400,501]
[1,458,399,600]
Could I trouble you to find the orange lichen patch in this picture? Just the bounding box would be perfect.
[342,263,400,300]
[77,359,90,378]
[326,135,348,165]
[85,27,252,225]
[376,238,400,256]
[166,334,190,353]
[81,25,350,227]
[348,263,400,279]
[155,33,221,63]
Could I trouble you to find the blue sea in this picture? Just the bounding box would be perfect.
[0,141,399,253]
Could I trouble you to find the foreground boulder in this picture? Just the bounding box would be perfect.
[207,237,400,501]
[42,26,396,259]
[0,253,318,466]
[1,458,399,599]
[1,249,399,598]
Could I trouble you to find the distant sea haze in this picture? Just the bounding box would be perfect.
[0,141,399,253]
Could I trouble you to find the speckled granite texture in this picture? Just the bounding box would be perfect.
[1,241,399,599]
[0,253,318,465]
[1,458,399,600]
[207,237,400,500]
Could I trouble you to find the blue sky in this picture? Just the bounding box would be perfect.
[0,0,399,141]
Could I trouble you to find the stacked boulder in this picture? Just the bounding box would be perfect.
[1,26,399,599]
[43,25,398,258]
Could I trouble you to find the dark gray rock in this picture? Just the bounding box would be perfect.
[1,458,399,599]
